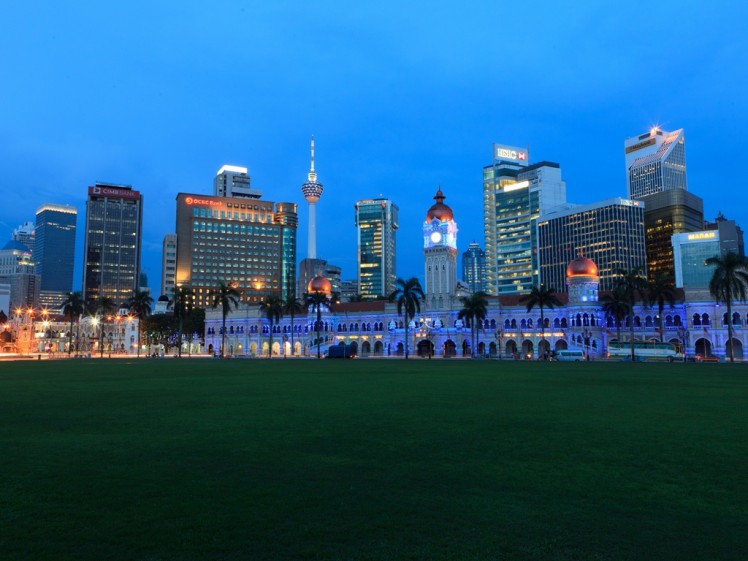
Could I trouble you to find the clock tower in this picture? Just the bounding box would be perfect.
[423,187,458,309]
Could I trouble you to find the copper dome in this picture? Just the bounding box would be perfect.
[566,255,599,278]
[308,275,332,295]
[426,187,454,222]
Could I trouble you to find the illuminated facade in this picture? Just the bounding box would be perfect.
[483,144,566,295]
[355,198,398,300]
[0,240,39,309]
[82,183,143,306]
[161,233,177,300]
[423,187,458,309]
[175,193,297,308]
[538,198,647,292]
[641,189,703,280]
[462,242,486,294]
[34,203,77,307]
[625,127,687,199]
[213,165,262,199]
[672,231,720,289]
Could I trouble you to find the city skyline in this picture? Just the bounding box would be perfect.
[1,2,747,295]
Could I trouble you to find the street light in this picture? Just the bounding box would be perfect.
[582,327,591,361]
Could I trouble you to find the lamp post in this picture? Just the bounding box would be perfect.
[677,327,689,363]
[582,327,591,361]
[495,328,503,360]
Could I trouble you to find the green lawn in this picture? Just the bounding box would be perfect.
[1,359,747,560]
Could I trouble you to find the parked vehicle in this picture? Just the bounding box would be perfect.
[555,350,585,362]
[607,341,683,361]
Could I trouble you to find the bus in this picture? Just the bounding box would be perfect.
[607,341,683,361]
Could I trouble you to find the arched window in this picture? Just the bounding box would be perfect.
[560,318,568,328]
[490,319,496,329]
[520,319,527,329]
[702,313,710,326]
[693,313,701,326]
[645,316,653,328]
[674,315,682,327]
[511,319,517,329]
[553,318,560,328]
[733,312,741,326]
[504,319,511,329]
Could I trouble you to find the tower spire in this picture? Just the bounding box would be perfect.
[308,136,317,183]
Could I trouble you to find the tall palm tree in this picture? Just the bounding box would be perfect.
[211,282,241,357]
[601,286,628,344]
[458,292,489,358]
[614,268,648,361]
[519,284,562,356]
[706,252,748,362]
[283,295,305,357]
[61,291,85,356]
[127,290,154,358]
[388,277,425,359]
[259,295,284,358]
[169,285,193,357]
[306,290,329,359]
[91,296,115,358]
[647,273,677,342]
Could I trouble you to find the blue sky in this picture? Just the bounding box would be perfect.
[2,1,747,294]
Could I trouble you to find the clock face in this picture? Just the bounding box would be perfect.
[430,231,442,243]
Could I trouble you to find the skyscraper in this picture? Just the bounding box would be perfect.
[11,222,35,253]
[538,198,647,292]
[301,137,323,260]
[213,165,262,199]
[161,233,177,300]
[483,144,566,295]
[34,204,77,308]
[0,240,38,309]
[355,198,398,300]
[175,193,297,308]
[82,183,143,306]
[462,242,486,294]
[423,187,458,309]
[625,127,687,199]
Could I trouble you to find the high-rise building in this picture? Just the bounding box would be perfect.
[175,193,297,308]
[462,242,486,294]
[704,213,744,256]
[538,198,647,292]
[12,222,35,253]
[213,165,262,199]
[0,240,39,309]
[82,183,143,306]
[483,144,566,295]
[355,198,398,300]
[298,257,327,298]
[640,189,703,280]
[34,203,77,309]
[625,127,687,199]
[161,234,177,300]
[423,187,458,309]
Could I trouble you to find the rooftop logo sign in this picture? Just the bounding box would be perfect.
[494,144,529,164]
[185,196,222,207]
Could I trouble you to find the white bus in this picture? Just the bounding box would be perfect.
[607,341,683,361]
[555,350,586,362]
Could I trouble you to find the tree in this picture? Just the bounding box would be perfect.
[388,277,425,359]
[458,292,489,358]
[259,295,284,358]
[706,252,748,362]
[90,296,115,358]
[169,286,194,357]
[211,282,241,357]
[283,296,305,358]
[61,291,85,356]
[519,284,562,357]
[306,290,329,359]
[127,290,154,358]
[601,286,628,344]
[614,268,648,361]
[646,274,677,343]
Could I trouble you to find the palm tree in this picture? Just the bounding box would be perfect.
[519,284,562,357]
[647,273,677,342]
[706,252,748,362]
[458,292,489,358]
[90,296,115,358]
[211,282,241,357]
[614,268,648,361]
[127,290,154,358]
[283,295,305,358]
[61,291,85,356]
[169,286,193,357]
[601,286,628,344]
[259,295,284,358]
[306,290,329,359]
[388,277,425,359]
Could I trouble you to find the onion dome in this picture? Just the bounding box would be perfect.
[426,187,454,222]
[308,275,332,296]
[158,294,170,302]
[566,254,599,278]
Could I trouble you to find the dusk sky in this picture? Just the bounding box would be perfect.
[2,1,747,295]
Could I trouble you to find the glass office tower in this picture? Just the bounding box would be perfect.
[34,203,77,308]
[355,198,398,300]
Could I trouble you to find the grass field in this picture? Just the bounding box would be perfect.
[1,358,747,560]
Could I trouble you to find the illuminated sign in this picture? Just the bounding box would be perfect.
[625,137,656,154]
[184,196,222,207]
[494,144,529,163]
[89,186,140,200]
[687,232,716,241]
